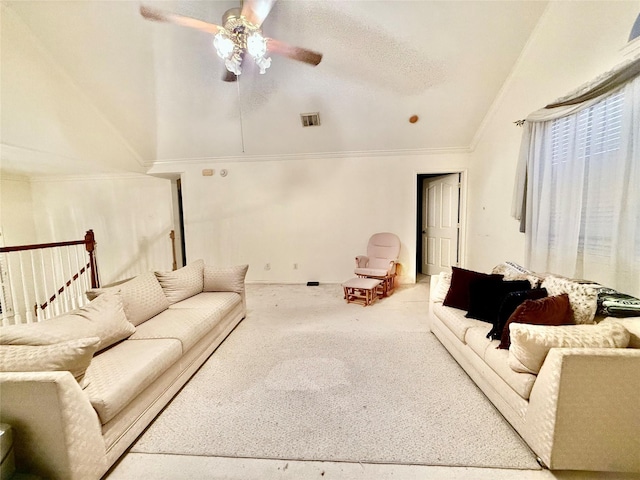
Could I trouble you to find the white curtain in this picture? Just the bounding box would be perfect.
[513,70,640,296]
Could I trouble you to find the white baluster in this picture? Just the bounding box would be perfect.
[18,252,34,324]
[5,253,22,324]
[0,253,11,326]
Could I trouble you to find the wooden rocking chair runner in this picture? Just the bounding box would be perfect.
[354,232,400,297]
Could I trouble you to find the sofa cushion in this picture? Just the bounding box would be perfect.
[487,288,548,341]
[84,338,182,424]
[155,260,204,305]
[484,344,537,400]
[203,264,249,294]
[0,337,100,386]
[465,325,493,358]
[0,294,134,352]
[432,302,488,343]
[508,322,630,374]
[540,275,598,324]
[168,291,241,311]
[430,271,452,303]
[117,272,170,326]
[443,267,503,311]
[466,279,531,323]
[499,294,574,349]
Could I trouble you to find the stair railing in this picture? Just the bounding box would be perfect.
[0,230,99,325]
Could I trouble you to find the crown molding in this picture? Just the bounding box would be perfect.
[147,145,471,170]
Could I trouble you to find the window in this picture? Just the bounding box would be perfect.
[517,71,640,294]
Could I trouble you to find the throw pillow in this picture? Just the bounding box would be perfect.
[430,271,452,303]
[466,279,531,323]
[487,288,548,340]
[508,322,630,374]
[595,287,640,318]
[0,337,100,386]
[203,264,249,294]
[0,293,134,352]
[155,260,205,304]
[116,272,170,326]
[443,267,503,311]
[491,262,541,288]
[499,293,574,349]
[599,317,640,348]
[540,275,598,324]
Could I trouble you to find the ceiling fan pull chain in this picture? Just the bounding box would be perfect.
[237,78,245,153]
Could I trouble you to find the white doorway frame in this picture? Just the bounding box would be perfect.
[413,169,468,281]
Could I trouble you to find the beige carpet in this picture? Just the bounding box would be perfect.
[131,283,540,470]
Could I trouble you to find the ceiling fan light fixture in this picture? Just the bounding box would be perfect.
[225,56,243,75]
[213,31,235,59]
[247,31,267,57]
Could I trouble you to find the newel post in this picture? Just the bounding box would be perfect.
[85,230,100,288]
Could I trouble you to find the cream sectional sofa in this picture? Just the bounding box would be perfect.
[0,260,248,480]
[428,263,640,473]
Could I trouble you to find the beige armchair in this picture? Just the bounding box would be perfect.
[355,232,401,297]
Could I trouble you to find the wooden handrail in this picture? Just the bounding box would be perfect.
[0,239,86,253]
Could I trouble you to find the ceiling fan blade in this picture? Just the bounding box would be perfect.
[241,0,276,28]
[140,5,222,35]
[267,38,323,66]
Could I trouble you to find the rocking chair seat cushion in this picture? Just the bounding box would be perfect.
[355,267,389,278]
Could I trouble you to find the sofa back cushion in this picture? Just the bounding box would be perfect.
[155,260,204,305]
[116,272,170,326]
[0,337,100,386]
[203,264,249,294]
[0,293,134,352]
[430,271,452,303]
[508,322,630,374]
[499,294,574,349]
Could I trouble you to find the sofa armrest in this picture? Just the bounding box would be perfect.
[0,371,106,480]
[355,256,369,268]
[524,347,640,472]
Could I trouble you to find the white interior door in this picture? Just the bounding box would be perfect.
[422,174,460,275]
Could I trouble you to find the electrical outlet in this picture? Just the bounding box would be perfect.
[264,263,271,271]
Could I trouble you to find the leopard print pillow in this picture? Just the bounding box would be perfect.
[540,275,598,324]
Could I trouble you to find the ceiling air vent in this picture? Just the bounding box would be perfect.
[300,112,320,127]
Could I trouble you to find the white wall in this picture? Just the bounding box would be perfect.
[0,175,37,246]
[466,0,640,274]
[0,5,145,176]
[150,151,469,284]
[30,174,175,285]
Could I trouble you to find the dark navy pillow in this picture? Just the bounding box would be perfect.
[467,279,532,323]
[487,288,548,340]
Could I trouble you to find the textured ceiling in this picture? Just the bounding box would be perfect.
[2,0,548,173]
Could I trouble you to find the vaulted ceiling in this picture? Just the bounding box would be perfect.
[1,0,548,174]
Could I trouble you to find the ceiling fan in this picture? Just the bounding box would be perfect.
[140,0,323,82]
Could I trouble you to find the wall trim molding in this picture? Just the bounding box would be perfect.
[146,145,471,170]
